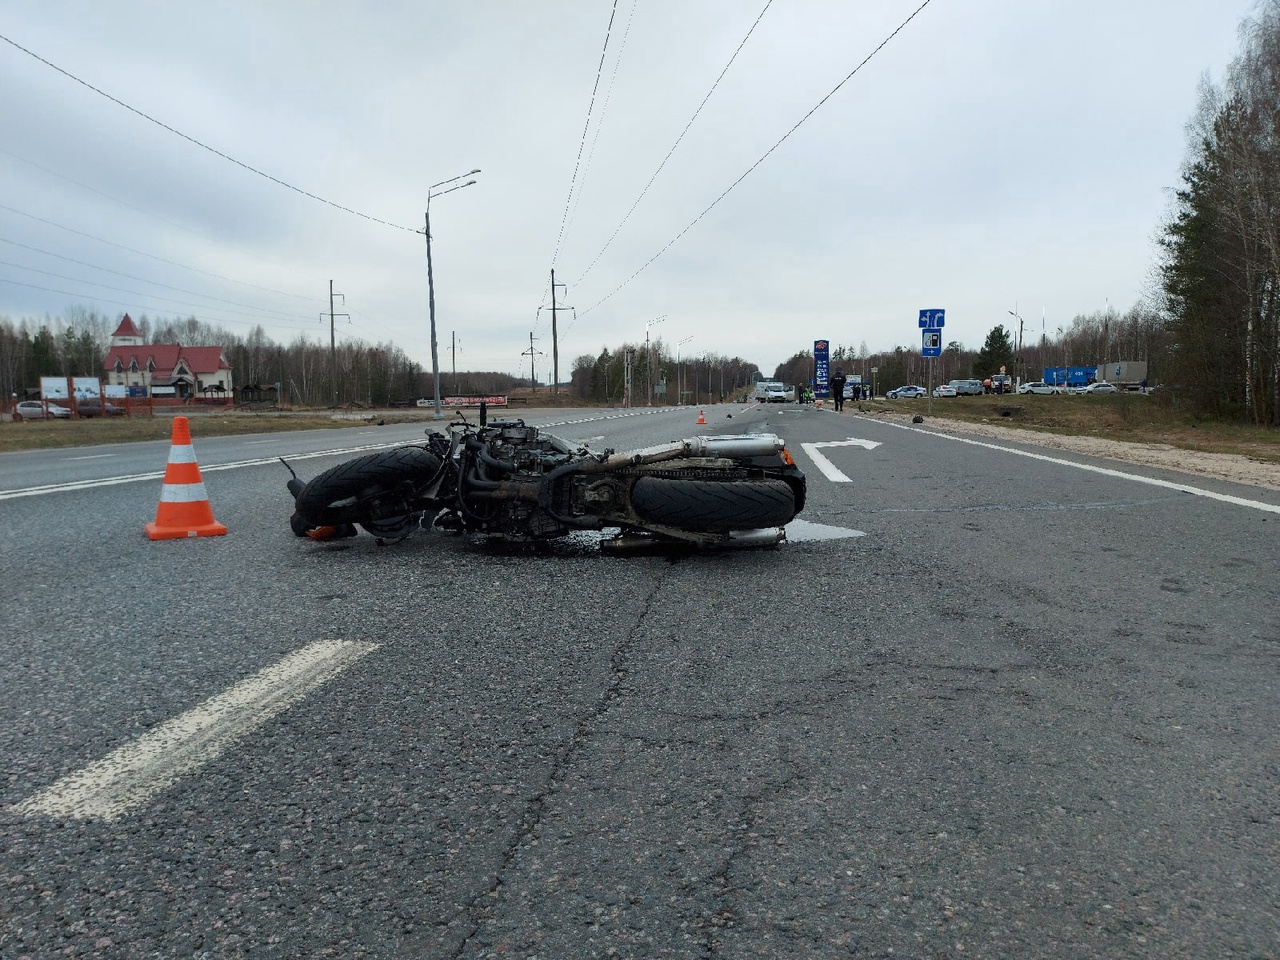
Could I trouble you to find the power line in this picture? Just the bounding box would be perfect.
[577,0,936,318]
[0,276,318,332]
[0,202,317,302]
[0,145,335,296]
[550,0,620,268]
[0,260,316,328]
[0,32,417,233]
[0,238,312,322]
[560,0,636,257]
[570,0,775,288]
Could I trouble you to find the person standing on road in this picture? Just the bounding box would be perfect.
[830,369,847,412]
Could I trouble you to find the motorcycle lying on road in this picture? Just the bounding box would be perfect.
[283,407,805,553]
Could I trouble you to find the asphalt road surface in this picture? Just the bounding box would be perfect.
[2,404,1277,959]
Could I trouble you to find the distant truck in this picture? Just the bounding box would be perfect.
[1044,362,1149,391]
[752,380,792,403]
[1097,361,1149,391]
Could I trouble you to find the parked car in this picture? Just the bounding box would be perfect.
[932,384,957,398]
[1083,382,1119,394]
[1017,381,1061,395]
[887,385,927,399]
[948,379,985,396]
[14,400,71,420]
[77,399,127,417]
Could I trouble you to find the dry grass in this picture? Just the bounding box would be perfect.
[0,409,438,453]
[5,397,1280,465]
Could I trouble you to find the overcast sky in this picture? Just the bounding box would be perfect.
[0,0,1263,378]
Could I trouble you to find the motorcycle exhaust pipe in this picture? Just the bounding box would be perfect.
[598,433,784,469]
[685,435,784,459]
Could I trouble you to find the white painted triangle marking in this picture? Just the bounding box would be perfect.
[800,437,881,482]
[786,518,866,542]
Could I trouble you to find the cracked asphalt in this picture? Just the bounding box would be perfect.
[2,405,1277,958]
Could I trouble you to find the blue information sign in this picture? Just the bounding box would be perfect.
[918,309,945,329]
[814,339,830,398]
[922,330,942,357]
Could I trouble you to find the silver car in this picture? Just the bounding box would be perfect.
[14,400,71,420]
[1017,381,1061,395]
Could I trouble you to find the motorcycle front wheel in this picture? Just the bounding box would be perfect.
[296,447,442,526]
[630,477,796,533]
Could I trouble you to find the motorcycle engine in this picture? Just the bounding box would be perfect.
[465,421,577,540]
[482,420,577,473]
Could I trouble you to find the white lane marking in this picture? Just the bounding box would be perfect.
[10,640,379,821]
[65,454,116,461]
[871,418,1280,515]
[0,442,404,501]
[801,438,881,482]
[1,408,694,500]
[786,518,866,541]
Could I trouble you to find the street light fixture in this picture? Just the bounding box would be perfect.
[423,168,481,420]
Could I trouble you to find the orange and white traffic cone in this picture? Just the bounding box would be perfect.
[145,416,228,540]
[696,409,707,425]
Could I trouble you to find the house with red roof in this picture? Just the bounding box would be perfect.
[102,314,234,401]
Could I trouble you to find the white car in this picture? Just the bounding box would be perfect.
[932,384,957,398]
[14,400,71,420]
[1083,382,1119,394]
[1017,381,1061,395]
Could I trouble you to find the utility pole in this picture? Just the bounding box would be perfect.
[451,331,457,397]
[522,332,543,391]
[541,270,572,396]
[324,280,348,408]
[550,270,560,395]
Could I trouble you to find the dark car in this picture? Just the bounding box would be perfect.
[77,400,127,417]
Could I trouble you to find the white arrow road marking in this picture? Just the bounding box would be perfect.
[10,639,379,821]
[801,438,881,482]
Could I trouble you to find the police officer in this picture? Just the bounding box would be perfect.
[830,369,847,412]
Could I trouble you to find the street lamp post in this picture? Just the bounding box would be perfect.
[645,316,666,405]
[1008,306,1023,386]
[423,169,480,420]
[676,336,692,405]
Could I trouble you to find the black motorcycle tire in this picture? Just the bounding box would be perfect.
[630,477,795,533]
[295,447,442,526]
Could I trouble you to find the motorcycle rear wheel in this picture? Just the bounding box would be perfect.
[630,477,795,533]
[296,447,442,525]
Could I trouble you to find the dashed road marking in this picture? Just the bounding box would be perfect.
[10,640,379,821]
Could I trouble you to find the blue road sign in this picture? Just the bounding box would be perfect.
[918,309,945,329]
[922,330,942,357]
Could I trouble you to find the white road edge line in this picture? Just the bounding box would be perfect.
[10,639,379,821]
[869,417,1280,515]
